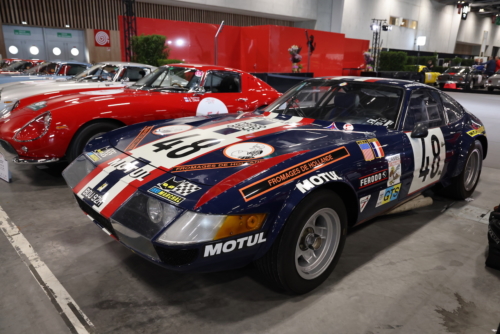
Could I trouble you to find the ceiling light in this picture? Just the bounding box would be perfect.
[65,24,70,27]
[22,21,27,25]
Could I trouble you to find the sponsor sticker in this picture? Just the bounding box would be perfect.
[387,154,401,186]
[196,97,228,116]
[467,126,485,137]
[326,122,338,130]
[357,138,385,161]
[239,147,350,201]
[224,142,274,160]
[375,183,401,207]
[343,123,354,131]
[152,125,193,136]
[203,232,266,257]
[296,171,342,193]
[171,160,262,172]
[108,158,151,181]
[85,146,117,162]
[359,169,388,189]
[359,195,370,212]
[227,122,266,132]
[195,70,203,77]
[147,177,201,204]
[82,187,104,207]
[366,117,394,127]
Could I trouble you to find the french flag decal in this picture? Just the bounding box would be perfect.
[369,139,385,158]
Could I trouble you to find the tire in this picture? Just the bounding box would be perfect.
[466,80,474,91]
[439,84,445,89]
[445,140,483,200]
[488,87,494,92]
[255,190,348,294]
[67,122,120,162]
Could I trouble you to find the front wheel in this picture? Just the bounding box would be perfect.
[446,140,483,199]
[67,122,121,162]
[255,190,347,294]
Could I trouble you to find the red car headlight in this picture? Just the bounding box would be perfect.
[13,111,52,142]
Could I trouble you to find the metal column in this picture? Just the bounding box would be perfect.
[123,0,137,62]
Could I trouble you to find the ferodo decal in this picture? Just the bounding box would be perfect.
[296,172,342,193]
[359,195,370,212]
[386,154,401,187]
[376,183,401,207]
[359,169,388,189]
[239,147,350,201]
[406,128,445,195]
[148,177,201,204]
[125,126,154,151]
[467,126,485,137]
[171,160,262,172]
[152,125,193,136]
[357,138,385,161]
[204,232,266,257]
[224,142,274,160]
[196,97,228,116]
[86,146,117,162]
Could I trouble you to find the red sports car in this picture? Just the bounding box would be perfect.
[0,64,280,164]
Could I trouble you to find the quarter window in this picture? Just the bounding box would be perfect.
[404,89,445,130]
[204,71,241,93]
[440,93,464,123]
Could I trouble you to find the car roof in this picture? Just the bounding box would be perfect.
[95,61,156,68]
[168,63,245,73]
[310,76,434,89]
[47,60,92,66]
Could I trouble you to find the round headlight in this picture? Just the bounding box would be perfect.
[147,197,163,224]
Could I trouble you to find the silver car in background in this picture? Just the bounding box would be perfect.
[485,70,500,91]
[0,62,156,110]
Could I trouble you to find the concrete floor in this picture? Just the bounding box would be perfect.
[0,92,499,334]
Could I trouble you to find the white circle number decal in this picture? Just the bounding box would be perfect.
[224,142,274,160]
[196,97,228,116]
[152,125,193,136]
[95,31,110,46]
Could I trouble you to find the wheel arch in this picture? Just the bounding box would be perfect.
[65,118,126,157]
[476,135,487,159]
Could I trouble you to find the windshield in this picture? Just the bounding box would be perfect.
[73,64,119,82]
[3,61,29,72]
[263,80,403,128]
[444,67,466,74]
[131,66,201,90]
[23,62,59,75]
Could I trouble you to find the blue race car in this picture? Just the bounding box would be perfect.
[63,77,486,294]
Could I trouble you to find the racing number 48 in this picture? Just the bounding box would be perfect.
[152,134,222,158]
[418,135,440,182]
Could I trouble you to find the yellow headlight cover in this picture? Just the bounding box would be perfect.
[213,213,267,240]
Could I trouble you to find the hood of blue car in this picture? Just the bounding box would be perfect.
[103,112,383,186]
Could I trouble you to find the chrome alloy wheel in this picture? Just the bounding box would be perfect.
[295,208,341,280]
[464,146,481,191]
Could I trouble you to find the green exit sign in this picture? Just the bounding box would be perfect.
[14,29,31,36]
[57,32,72,38]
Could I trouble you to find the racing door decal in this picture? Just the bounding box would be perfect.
[406,128,446,195]
[196,97,228,116]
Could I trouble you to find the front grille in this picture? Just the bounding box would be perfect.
[154,246,198,266]
[75,195,116,236]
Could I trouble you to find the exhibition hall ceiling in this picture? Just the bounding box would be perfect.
[435,0,500,15]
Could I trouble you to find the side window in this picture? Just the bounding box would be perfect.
[204,71,241,93]
[65,64,87,76]
[118,67,149,82]
[440,93,464,123]
[403,89,445,130]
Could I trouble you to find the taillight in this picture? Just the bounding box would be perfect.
[13,111,52,142]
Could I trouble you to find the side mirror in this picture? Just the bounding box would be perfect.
[191,86,206,95]
[411,121,429,138]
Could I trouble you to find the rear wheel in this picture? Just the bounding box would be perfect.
[467,79,474,90]
[255,190,347,294]
[439,83,445,89]
[488,87,494,92]
[445,140,483,199]
[67,122,121,162]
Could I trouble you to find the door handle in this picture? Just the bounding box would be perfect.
[236,98,248,102]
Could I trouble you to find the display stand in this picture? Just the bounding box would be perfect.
[0,153,11,183]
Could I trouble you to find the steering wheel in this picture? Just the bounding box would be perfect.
[171,82,182,87]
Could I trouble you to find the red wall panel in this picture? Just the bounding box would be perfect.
[119,16,368,77]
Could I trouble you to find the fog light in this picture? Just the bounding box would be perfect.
[147,197,163,224]
[21,146,28,152]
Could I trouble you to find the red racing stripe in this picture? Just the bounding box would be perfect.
[99,168,166,218]
[73,153,129,194]
[194,150,309,209]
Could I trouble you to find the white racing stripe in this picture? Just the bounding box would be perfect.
[0,205,94,334]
